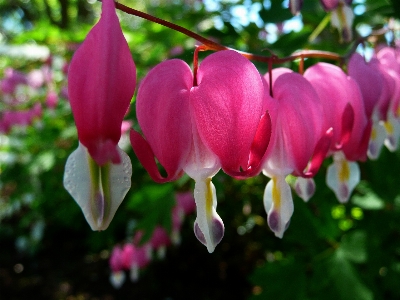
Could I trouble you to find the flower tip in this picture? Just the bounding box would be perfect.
[194,217,224,253]
[110,271,126,289]
[268,210,287,238]
[64,143,132,232]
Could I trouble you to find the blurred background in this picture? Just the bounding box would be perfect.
[1,0,400,299]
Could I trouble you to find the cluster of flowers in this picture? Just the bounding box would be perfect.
[290,0,354,42]
[108,192,196,288]
[63,0,400,254]
[0,57,68,133]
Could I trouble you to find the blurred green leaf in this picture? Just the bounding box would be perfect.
[328,252,373,300]
[337,230,367,263]
[352,191,385,210]
[249,258,307,300]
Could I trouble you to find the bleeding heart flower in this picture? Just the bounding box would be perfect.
[63,0,136,231]
[348,53,383,120]
[0,68,27,94]
[109,245,126,289]
[261,68,331,238]
[375,48,400,152]
[150,226,171,259]
[366,57,397,159]
[303,62,369,203]
[320,0,352,11]
[131,50,271,252]
[289,0,303,15]
[128,232,152,282]
[321,0,354,42]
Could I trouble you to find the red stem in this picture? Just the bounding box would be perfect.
[113,1,390,65]
[193,45,209,86]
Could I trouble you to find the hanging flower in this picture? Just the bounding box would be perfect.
[375,47,400,152]
[304,62,369,203]
[366,57,397,159]
[289,0,303,15]
[63,0,136,231]
[348,53,388,163]
[131,50,271,252]
[171,192,196,245]
[320,0,354,42]
[150,226,171,259]
[261,68,331,237]
[109,245,126,289]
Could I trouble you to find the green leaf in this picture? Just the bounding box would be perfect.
[259,0,293,24]
[337,230,367,263]
[327,252,373,300]
[352,192,385,210]
[249,258,307,300]
[29,151,55,175]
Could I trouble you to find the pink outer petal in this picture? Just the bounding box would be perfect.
[297,127,333,178]
[231,111,272,179]
[387,71,400,117]
[370,58,396,121]
[109,246,123,272]
[304,63,353,150]
[150,226,171,249]
[175,191,196,215]
[121,243,135,270]
[341,77,369,161]
[263,71,322,176]
[131,59,193,182]
[68,0,136,166]
[337,103,355,149]
[133,246,151,269]
[377,47,400,74]
[190,50,268,177]
[320,0,339,11]
[348,53,382,120]
[352,120,372,162]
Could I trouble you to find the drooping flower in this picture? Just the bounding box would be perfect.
[109,245,126,289]
[0,68,27,94]
[321,0,354,42]
[171,192,196,245]
[366,57,397,159]
[63,0,136,231]
[348,53,382,121]
[109,237,153,287]
[129,232,152,282]
[45,90,58,110]
[261,68,331,237]
[131,50,271,252]
[375,47,400,152]
[0,103,43,133]
[320,0,352,11]
[289,0,303,15]
[347,53,388,162]
[304,62,369,203]
[150,226,171,259]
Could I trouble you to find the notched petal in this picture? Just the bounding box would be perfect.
[299,127,333,178]
[336,103,355,150]
[63,143,132,231]
[130,129,183,183]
